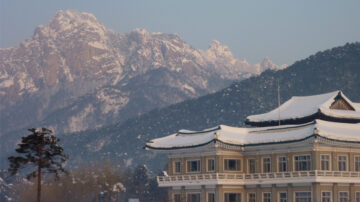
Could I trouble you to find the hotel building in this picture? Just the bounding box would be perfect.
[145,91,360,202]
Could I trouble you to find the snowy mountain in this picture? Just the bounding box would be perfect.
[0,10,286,136]
[253,57,288,74]
[57,42,360,171]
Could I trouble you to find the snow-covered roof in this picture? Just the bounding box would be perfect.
[145,120,360,150]
[246,91,360,126]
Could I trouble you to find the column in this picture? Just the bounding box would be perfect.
[181,186,186,202]
[256,185,261,202]
[350,183,355,202]
[288,153,293,171]
[287,183,293,202]
[216,185,222,202]
[201,185,206,202]
[272,154,277,172]
[312,182,321,202]
[256,155,261,173]
[271,184,277,202]
[333,183,338,202]
[312,151,320,170]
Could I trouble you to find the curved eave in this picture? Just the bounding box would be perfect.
[145,134,360,151]
[245,111,360,127]
[144,139,216,151]
[145,134,317,151]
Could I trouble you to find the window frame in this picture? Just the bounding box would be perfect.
[224,192,242,202]
[278,156,288,172]
[248,192,256,202]
[355,191,360,202]
[262,157,272,173]
[294,155,312,171]
[173,193,182,202]
[187,192,201,202]
[338,155,347,171]
[207,158,216,172]
[355,156,360,171]
[174,160,181,174]
[320,154,331,171]
[279,192,287,202]
[248,158,256,173]
[262,192,271,202]
[339,191,349,202]
[186,159,201,173]
[224,158,242,171]
[207,192,215,202]
[321,191,331,202]
[294,191,312,202]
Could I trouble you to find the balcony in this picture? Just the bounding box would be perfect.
[157,170,360,187]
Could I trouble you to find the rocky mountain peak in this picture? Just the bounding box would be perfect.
[0,10,287,136]
[202,40,236,64]
[128,28,151,43]
[49,10,103,32]
[208,40,233,56]
[260,56,275,68]
[252,56,288,74]
[31,10,109,43]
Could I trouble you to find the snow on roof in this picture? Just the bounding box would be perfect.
[246,91,360,124]
[145,120,360,150]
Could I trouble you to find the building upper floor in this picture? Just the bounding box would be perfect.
[167,150,360,175]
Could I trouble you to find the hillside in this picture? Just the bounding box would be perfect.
[51,42,360,171]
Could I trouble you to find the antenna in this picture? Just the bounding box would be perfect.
[278,79,281,126]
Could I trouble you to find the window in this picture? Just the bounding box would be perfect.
[321,155,330,170]
[295,192,311,202]
[356,192,360,202]
[320,155,330,170]
[248,193,256,202]
[174,161,181,173]
[279,192,287,202]
[225,193,241,202]
[263,192,271,202]
[174,194,182,202]
[279,156,288,172]
[355,156,360,171]
[187,160,200,173]
[224,159,241,171]
[208,193,215,202]
[187,193,200,202]
[249,159,256,173]
[294,155,311,171]
[339,192,349,202]
[338,156,347,171]
[263,158,271,173]
[207,159,215,172]
[321,192,331,202]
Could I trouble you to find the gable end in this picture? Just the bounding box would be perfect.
[330,97,355,111]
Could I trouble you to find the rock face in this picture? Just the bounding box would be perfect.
[0,10,286,135]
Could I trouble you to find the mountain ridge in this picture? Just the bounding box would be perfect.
[0,10,286,136]
[54,42,360,171]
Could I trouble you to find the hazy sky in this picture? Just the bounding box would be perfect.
[1,0,360,65]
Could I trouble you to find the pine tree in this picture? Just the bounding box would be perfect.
[8,128,67,202]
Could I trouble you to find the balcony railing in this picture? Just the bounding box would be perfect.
[157,170,360,187]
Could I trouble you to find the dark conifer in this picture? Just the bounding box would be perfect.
[8,127,67,202]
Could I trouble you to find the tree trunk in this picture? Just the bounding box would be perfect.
[37,148,42,202]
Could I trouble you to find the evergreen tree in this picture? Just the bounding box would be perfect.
[8,128,67,202]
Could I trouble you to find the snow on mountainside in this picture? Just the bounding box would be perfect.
[0,10,286,135]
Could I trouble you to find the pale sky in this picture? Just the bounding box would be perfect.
[1,0,360,65]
